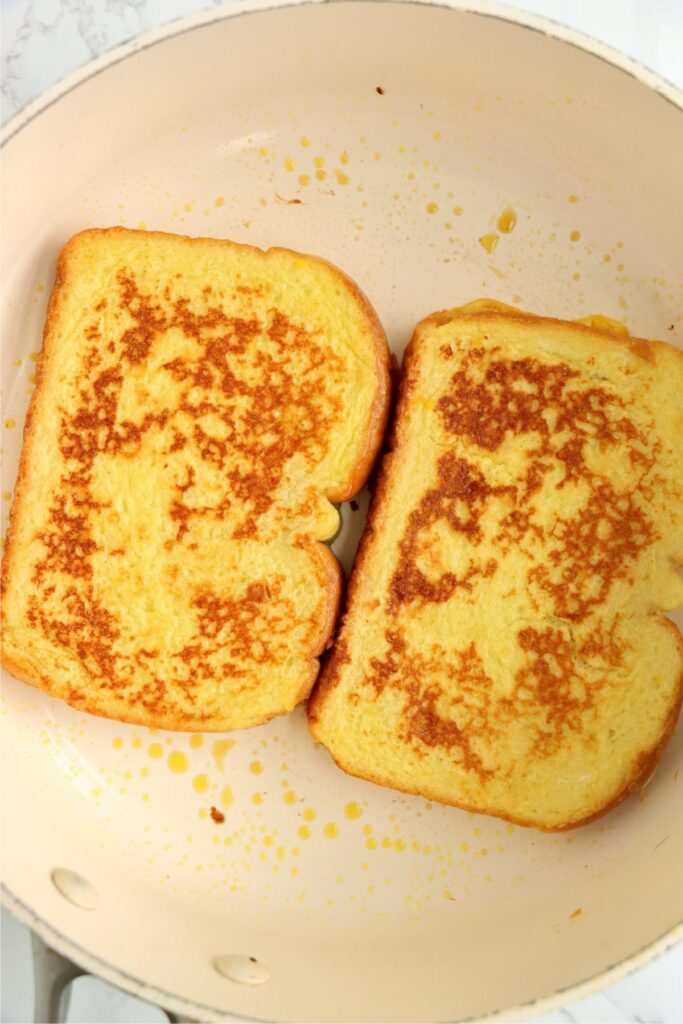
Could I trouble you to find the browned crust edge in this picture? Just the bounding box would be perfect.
[421,304,683,369]
[307,307,683,830]
[1,227,390,730]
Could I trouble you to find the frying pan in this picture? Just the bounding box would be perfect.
[2,2,682,1021]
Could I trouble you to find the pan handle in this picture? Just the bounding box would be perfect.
[30,930,199,1024]
[30,932,85,1024]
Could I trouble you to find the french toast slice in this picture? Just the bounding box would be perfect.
[308,302,683,830]
[2,228,390,731]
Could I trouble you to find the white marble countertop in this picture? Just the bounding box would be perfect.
[1,2,682,1022]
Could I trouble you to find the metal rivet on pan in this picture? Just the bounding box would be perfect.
[51,868,100,910]
[213,954,270,985]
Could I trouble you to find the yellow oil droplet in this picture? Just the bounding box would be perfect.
[193,774,209,794]
[28,373,36,384]
[284,158,296,171]
[250,760,263,775]
[276,845,286,860]
[344,802,362,820]
[36,283,45,292]
[366,837,377,850]
[298,174,310,186]
[313,156,325,168]
[497,207,517,234]
[373,152,381,161]
[573,272,581,281]
[259,197,267,207]
[136,220,148,230]
[323,822,339,839]
[298,825,311,840]
[570,230,581,241]
[112,737,124,750]
[394,839,406,852]
[283,790,297,805]
[251,793,263,805]
[300,135,311,147]
[140,766,149,777]
[92,787,102,797]
[168,751,188,773]
[568,194,579,203]
[460,841,470,852]
[452,206,463,216]
[189,734,203,749]
[198,807,208,819]
[479,232,499,253]
[183,202,194,212]
[212,739,234,770]
[340,151,350,165]
[442,889,454,900]
[303,807,316,821]
[213,197,225,208]
[12,358,22,367]
[362,824,373,836]
[29,352,41,362]
[473,827,482,837]
[263,835,275,847]
[315,169,327,181]
[221,784,234,809]
[334,169,350,185]
[381,837,392,849]
[258,146,268,157]
[4,419,16,429]
[132,737,142,749]
[426,202,438,214]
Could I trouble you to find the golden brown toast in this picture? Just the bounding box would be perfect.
[2,228,390,730]
[308,302,683,830]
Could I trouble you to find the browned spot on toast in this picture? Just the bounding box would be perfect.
[529,480,654,622]
[506,626,601,756]
[433,349,654,620]
[364,634,498,776]
[389,453,507,609]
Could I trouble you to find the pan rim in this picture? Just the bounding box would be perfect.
[2,0,682,148]
[2,1,682,1020]
[3,882,682,1023]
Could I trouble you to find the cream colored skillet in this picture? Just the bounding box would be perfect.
[2,2,682,1021]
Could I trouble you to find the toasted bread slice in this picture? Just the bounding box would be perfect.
[309,302,683,830]
[2,228,390,731]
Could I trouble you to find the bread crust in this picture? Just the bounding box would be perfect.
[309,305,683,829]
[2,227,390,730]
